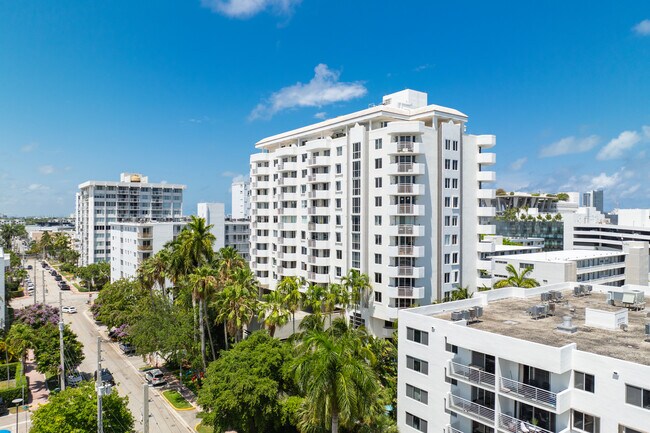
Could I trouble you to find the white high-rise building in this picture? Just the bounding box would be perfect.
[76,173,185,266]
[231,179,250,219]
[197,202,226,251]
[249,89,496,336]
[397,282,650,433]
[0,247,9,330]
[109,221,186,282]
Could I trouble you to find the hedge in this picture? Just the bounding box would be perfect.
[0,363,28,403]
[9,290,24,299]
[0,362,20,380]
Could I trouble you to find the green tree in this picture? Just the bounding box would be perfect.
[493,264,540,289]
[342,269,372,320]
[34,323,84,377]
[0,223,27,249]
[214,267,259,347]
[323,283,348,326]
[30,381,134,433]
[293,319,382,433]
[93,279,145,328]
[277,276,303,335]
[450,286,472,301]
[258,289,291,337]
[5,323,35,369]
[76,262,110,290]
[303,283,326,318]
[189,265,219,369]
[556,192,570,201]
[198,331,296,433]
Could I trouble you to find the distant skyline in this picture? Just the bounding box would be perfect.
[1,1,649,216]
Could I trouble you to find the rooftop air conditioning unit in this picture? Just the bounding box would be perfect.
[549,290,563,302]
[540,292,552,303]
[451,311,464,321]
[645,323,650,342]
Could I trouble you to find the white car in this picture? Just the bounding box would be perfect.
[62,306,77,314]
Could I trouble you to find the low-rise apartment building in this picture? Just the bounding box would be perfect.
[398,282,650,433]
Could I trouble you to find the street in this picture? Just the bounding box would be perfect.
[11,257,197,433]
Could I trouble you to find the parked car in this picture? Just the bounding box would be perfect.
[26,265,32,270]
[41,261,47,267]
[66,372,83,387]
[54,275,63,282]
[94,368,115,385]
[59,283,71,291]
[62,306,77,314]
[145,369,166,386]
[49,270,56,276]
[119,342,135,355]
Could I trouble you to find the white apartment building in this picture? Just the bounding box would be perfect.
[615,209,650,228]
[566,222,650,265]
[398,282,650,433]
[477,236,544,287]
[0,247,8,329]
[76,173,185,266]
[197,202,226,251]
[109,221,186,282]
[491,244,649,288]
[231,179,251,219]
[249,89,496,336]
[225,219,250,260]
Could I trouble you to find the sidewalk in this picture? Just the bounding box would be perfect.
[24,351,48,410]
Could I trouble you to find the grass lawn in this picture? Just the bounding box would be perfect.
[195,423,214,433]
[0,379,17,389]
[162,390,193,410]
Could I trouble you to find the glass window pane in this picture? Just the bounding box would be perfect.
[626,385,642,407]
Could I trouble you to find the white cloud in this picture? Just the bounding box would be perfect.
[21,143,37,152]
[27,183,49,192]
[232,174,246,183]
[539,135,599,158]
[633,19,650,36]
[596,130,641,160]
[38,165,55,175]
[250,64,367,120]
[643,125,650,139]
[621,183,641,198]
[201,0,300,18]
[588,172,622,190]
[509,157,527,171]
[314,112,327,120]
[221,171,238,177]
[414,64,433,72]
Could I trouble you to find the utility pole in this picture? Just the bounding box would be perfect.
[42,269,46,304]
[97,336,103,433]
[142,384,149,433]
[59,291,65,391]
[33,264,36,305]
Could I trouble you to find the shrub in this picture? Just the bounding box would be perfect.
[0,363,28,403]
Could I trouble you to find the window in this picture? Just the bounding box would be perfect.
[444,254,450,264]
[575,371,595,393]
[406,327,429,345]
[375,254,382,264]
[444,197,451,207]
[375,158,382,169]
[375,196,382,206]
[573,410,600,433]
[406,384,428,404]
[405,413,427,432]
[336,146,343,156]
[374,291,382,302]
[452,234,458,245]
[336,266,342,277]
[336,181,341,191]
[452,140,458,151]
[375,234,382,245]
[336,215,341,225]
[444,273,450,283]
[335,198,342,208]
[406,356,428,374]
[444,178,450,188]
[336,250,342,260]
[452,178,458,189]
[374,273,382,284]
[620,427,643,433]
[452,160,458,170]
[444,139,450,150]
[375,138,382,149]
[445,340,458,353]
[374,215,382,226]
[375,177,382,188]
[336,164,342,174]
[453,197,459,208]
[444,216,450,226]
[336,232,342,243]
[626,384,650,409]
[452,252,459,264]
[444,159,450,169]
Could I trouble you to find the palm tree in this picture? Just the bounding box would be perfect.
[323,283,348,326]
[493,264,540,289]
[277,276,303,335]
[177,216,215,269]
[293,318,381,433]
[258,289,291,337]
[215,246,245,288]
[304,283,326,318]
[450,285,472,301]
[214,267,259,348]
[6,324,35,370]
[341,270,372,325]
[189,265,219,369]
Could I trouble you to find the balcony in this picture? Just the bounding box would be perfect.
[477,225,496,235]
[278,207,298,216]
[446,425,463,433]
[385,120,427,136]
[387,245,424,257]
[500,377,558,410]
[307,272,329,283]
[307,255,330,266]
[309,190,330,199]
[307,173,329,183]
[388,204,425,216]
[307,156,329,166]
[138,245,153,252]
[477,171,496,183]
[387,140,423,155]
[477,189,496,199]
[308,207,328,215]
[447,393,495,424]
[251,166,270,175]
[497,413,552,433]
[388,162,425,175]
[386,285,424,299]
[277,162,298,172]
[278,192,298,201]
[308,223,329,232]
[252,180,270,189]
[447,361,496,389]
[387,224,425,237]
[139,231,153,239]
[477,207,496,217]
[386,266,425,278]
[477,152,496,165]
[476,135,496,149]
[307,239,330,249]
[386,183,425,196]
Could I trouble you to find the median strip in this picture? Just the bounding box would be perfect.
[162,389,194,411]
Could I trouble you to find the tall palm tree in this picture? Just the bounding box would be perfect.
[323,283,349,327]
[450,285,472,301]
[277,276,303,335]
[177,216,215,269]
[257,289,291,337]
[6,324,35,370]
[189,265,219,369]
[293,319,381,433]
[214,267,259,348]
[493,264,540,289]
[341,270,372,325]
[215,246,245,287]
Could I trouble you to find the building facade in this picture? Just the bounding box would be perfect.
[582,189,604,213]
[231,179,251,220]
[566,223,650,267]
[495,220,564,251]
[0,248,8,329]
[249,89,496,336]
[225,219,250,260]
[197,202,226,251]
[76,173,185,266]
[109,221,186,282]
[398,282,650,433]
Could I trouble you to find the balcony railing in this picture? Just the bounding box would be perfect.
[397,142,414,152]
[500,377,557,409]
[448,361,495,389]
[446,426,463,433]
[397,286,413,296]
[397,204,413,214]
[498,413,552,433]
[396,245,413,255]
[397,163,414,173]
[397,266,414,276]
[448,394,495,423]
[397,183,414,193]
[398,224,413,235]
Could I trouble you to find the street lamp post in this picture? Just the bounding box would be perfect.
[12,398,23,433]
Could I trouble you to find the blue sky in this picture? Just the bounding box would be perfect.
[0,0,649,216]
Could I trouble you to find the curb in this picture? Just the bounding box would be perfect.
[161,390,195,412]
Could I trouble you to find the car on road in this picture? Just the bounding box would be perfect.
[54,275,63,282]
[49,270,56,276]
[66,371,83,387]
[145,369,166,386]
[26,265,32,270]
[59,282,71,290]
[94,368,115,385]
[119,342,135,355]
[62,306,77,314]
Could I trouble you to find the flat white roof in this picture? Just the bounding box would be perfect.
[497,249,624,263]
[493,244,542,252]
[78,180,186,189]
